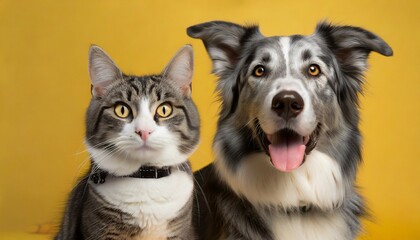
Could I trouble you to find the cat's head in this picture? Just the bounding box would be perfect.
[85,45,199,176]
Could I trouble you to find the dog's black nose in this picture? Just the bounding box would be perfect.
[271,91,304,119]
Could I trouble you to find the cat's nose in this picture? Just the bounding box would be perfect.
[136,130,153,141]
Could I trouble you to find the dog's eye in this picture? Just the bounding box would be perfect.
[252,65,266,77]
[308,64,321,77]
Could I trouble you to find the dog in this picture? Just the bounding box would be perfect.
[187,21,392,239]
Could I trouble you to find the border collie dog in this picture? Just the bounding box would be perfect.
[187,21,392,239]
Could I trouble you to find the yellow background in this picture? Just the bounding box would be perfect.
[0,0,419,239]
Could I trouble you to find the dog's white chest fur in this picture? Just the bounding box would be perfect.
[216,147,349,238]
[266,211,350,240]
[216,148,345,210]
[93,170,193,236]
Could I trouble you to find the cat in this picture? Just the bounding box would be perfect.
[55,44,199,240]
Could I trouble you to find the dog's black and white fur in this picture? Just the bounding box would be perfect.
[188,21,392,239]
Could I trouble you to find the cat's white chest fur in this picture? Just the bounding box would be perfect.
[93,169,193,234]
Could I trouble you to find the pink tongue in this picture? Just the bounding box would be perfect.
[269,139,306,172]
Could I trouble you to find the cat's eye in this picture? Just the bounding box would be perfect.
[114,103,131,119]
[252,65,266,77]
[308,64,321,77]
[156,103,173,118]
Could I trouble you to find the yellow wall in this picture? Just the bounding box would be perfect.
[0,0,419,239]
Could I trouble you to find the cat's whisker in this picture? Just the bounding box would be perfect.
[73,138,121,183]
[73,157,91,180]
[74,138,118,156]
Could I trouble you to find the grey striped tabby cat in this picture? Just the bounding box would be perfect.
[56,45,199,240]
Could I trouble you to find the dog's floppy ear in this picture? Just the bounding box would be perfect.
[187,21,262,77]
[315,22,393,64]
[315,22,393,113]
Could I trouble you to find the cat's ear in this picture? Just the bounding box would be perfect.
[162,45,194,97]
[88,45,123,98]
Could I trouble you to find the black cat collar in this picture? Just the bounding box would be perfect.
[90,166,172,184]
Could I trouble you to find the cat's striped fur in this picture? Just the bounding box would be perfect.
[56,45,199,240]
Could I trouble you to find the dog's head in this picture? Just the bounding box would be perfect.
[188,21,392,172]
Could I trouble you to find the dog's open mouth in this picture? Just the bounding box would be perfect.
[255,121,320,172]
